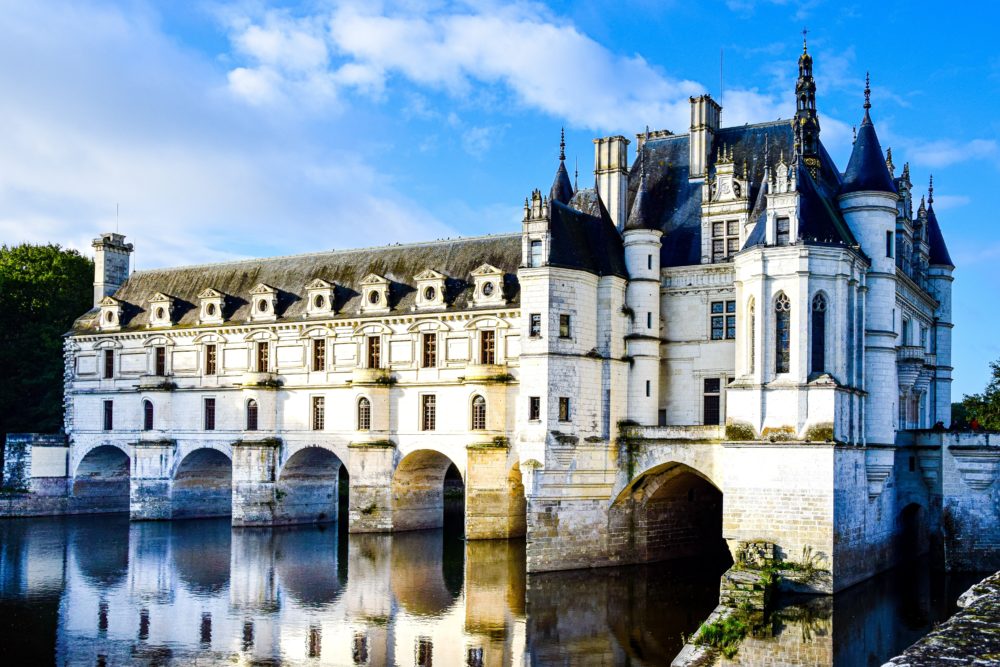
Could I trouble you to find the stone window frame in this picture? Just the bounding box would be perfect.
[142,335,174,377]
[142,399,154,431]
[357,395,371,431]
[774,291,792,375]
[97,296,123,332]
[413,269,447,311]
[194,333,224,377]
[810,292,828,375]
[420,393,437,431]
[528,396,541,421]
[471,394,487,431]
[311,395,326,431]
[464,317,509,366]
[243,330,277,373]
[147,292,175,328]
[103,348,115,379]
[312,337,327,372]
[359,273,391,314]
[421,332,437,368]
[711,219,741,263]
[249,283,279,323]
[305,278,336,318]
[204,397,216,431]
[197,288,226,325]
[470,264,506,308]
[710,299,736,341]
[246,398,259,431]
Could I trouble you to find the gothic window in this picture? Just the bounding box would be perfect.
[710,300,736,340]
[775,292,791,374]
[811,293,827,374]
[529,240,543,267]
[559,314,571,338]
[154,346,166,376]
[529,396,540,421]
[256,342,269,372]
[422,333,437,368]
[366,336,381,368]
[103,349,114,379]
[357,397,371,431]
[558,397,571,422]
[703,378,721,425]
[471,395,486,430]
[246,399,258,431]
[421,395,436,431]
[204,398,216,431]
[776,217,790,246]
[529,313,541,337]
[312,338,326,372]
[748,299,756,373]
[205,344,217,375]
[480,330,496,364]
[712,220,740,262]
[143,400,154,431]
[312,396,325,431]
[103,400,113,430]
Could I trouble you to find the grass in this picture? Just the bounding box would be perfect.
[695,612,750,659]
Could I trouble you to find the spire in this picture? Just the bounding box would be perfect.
[624,145,652,231]
[549,127,574,204]
[928,174,934,206]
[924,175,953,266]
[863,72,871,116]
[794,31,820,170]
[841,72,896,195]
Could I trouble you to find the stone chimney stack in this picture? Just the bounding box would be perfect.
[689,95,722,179]
[593,135,630,231]
[92,232,133,307]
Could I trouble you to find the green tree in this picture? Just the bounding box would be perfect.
[0,244,93,448]
[959,358,1000,430]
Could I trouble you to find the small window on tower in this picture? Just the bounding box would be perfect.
[529,240,543,267]
[529,396,540,421]
[776,217,790,246]
[558,397,571,422]
[886,230,894,258]
[529,313,541,338]
[559,314,571,338]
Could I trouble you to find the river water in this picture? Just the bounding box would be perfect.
[0,510,985,666]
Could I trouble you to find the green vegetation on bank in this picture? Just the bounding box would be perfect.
[952,357,1000,430]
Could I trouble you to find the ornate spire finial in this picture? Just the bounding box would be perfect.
[886,146,895,176]
[852,126,857,142]
[802,27,808,53]
[559,127,566,162]
[863,72,871,111]
[903,161,910,179]
[928,174,934,205]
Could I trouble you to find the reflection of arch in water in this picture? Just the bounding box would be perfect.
[274,526,343,607]
[73,445,130,509]
[392,450,464,531]
[390,530,460,617]
[608,462,729,564]
[172,448,232,519]
[276,446,344,525]
[464,539,525,636]
[69,515,131,588]
[170,519,232,595]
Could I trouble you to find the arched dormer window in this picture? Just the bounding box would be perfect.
[811,293,827,375]
[747,298,756,373]
[246,399,259,431]
[775,292,791,375]
[471,395,486,430]
[357,397,371,431]
[142,400,154,431]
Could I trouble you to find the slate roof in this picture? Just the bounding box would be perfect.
[547,200,628,279]
[71,234,523,333]
[842,112,897,195]
[925,205,954,267]
[550,160,575,205]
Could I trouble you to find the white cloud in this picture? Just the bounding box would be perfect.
[903,138,997,169]
[929,194,970,211]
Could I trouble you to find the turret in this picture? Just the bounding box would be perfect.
[92,232,133,307]
[924,176,955,425]
[549,128,574,205]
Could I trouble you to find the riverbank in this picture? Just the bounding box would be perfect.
[883,570,1000,666]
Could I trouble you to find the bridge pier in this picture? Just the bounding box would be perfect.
[465,444,526,539]
[129,440,175,520]
[231,439,279,526]
[347,441,395,532]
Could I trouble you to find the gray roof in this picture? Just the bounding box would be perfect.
[547,200,628,279]
[72,234,523,333]
[842,111,897,195]
[925,205,954,267]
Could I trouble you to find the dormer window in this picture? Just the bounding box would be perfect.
[360,274,390,314]
[305,278,336,317]
[147,293,174,327]
[470,264,506,307]
[97,296,123,331]
[414,269,446,310]
[198,288,225,325]
[249,284,278,322]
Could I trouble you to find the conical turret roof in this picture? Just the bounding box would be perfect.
[549,128,574,204]
[842,74,897,195]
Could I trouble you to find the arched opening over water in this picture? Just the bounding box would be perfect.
[894,503,927,562]
[391,450,464,532]
[609,462,730,566]
[172,448,232,519]
[72,446,130,510]
[276,447,344,525]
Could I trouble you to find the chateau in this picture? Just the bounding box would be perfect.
[35,43,997,591]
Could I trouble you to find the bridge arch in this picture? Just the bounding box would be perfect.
[72,444,130,509]
[609,461,729,565]
[392,449,464,532]
[275,445,346,525]
[172,447,232,519]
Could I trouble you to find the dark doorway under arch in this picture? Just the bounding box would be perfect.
[172,448,232,519]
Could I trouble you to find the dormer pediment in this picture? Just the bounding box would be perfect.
[470,265,506,307]
[471,263,502,278]
[360,274,390,313]
[415,268,445,281]
[99,295,120,307]
[360,273,389,286]
[414,268,447,310]
[306,278,333,290]
[149,292,172,303]
[198,287,224,299]
[250,283,277,296]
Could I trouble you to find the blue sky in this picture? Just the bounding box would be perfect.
[1,0,997,397]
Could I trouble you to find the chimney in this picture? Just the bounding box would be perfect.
[92,232,133,307]
[593,135,630,231]
[689,95,721,179]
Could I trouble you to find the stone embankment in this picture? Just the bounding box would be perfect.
[882,570,1000,666]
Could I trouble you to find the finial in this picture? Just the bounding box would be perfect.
[574,157,578,191]
[885,146,894,175]
[852,126,857,142]
[928,174,934,205]
[559,127,565,162]
[902,161,910,179]
[863,72,871,111]
[802,27,808,53]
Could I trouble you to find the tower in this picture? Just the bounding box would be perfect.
[923,177,955,425]
[92,232,133,307]
[794,36,821,174]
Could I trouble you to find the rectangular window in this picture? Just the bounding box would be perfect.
[647,254,652,270]
[256,341,269,372]
[155,346,166,376]
[902,318,910,346]
[529,396,541,421]
[776,217,790,246]
[920,326,928,351]
[205,344,217,375]
[703,378,721,425]
[529,240,543,268]
[204,398,216,431]
[312,339,326,372]
[312,396,325,431]
[645,380,651,397]
[421,333,437,368]
[103,349,114,379]
[712,219,740,262]
[367,336,381,369]
[558,397,571,422]
[480,330,496,364]
[103,400,113,431]
[710,300,737,340]
[647,311,652,329]
[886,230,894,258]
[559,314,571,338]
[421,394,436,431]
[529,313,541,338]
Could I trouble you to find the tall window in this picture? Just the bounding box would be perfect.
[529,240,543,267]
[256,342,269,372]
[312,339,326,372]
[143,400,154,431]
[480,330,496,364]
[357,397,371,431]
[421,395,436,431]
[154,346,166,376]
[103,349,114,379]
[703,378,721,425]
[246,399,258,431]
[748,299,756,373]
[886,230,894,258]
[558,397,571,422]
[710,300,736,340]
[775,293,791,374]
[422,333,437,368]
[471,395,486,430]
[366,336,381,368]
[559,314,571,338]
[103,400,113,430]
[712,220,740,262]
[529,313,541,338]
[811,293,827,374]
[529,397,540,421]
[312,396,325,430]
[901,318,911,345]
[205,344,217,375]
[776,217,790,246]
[204,398,216,431]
